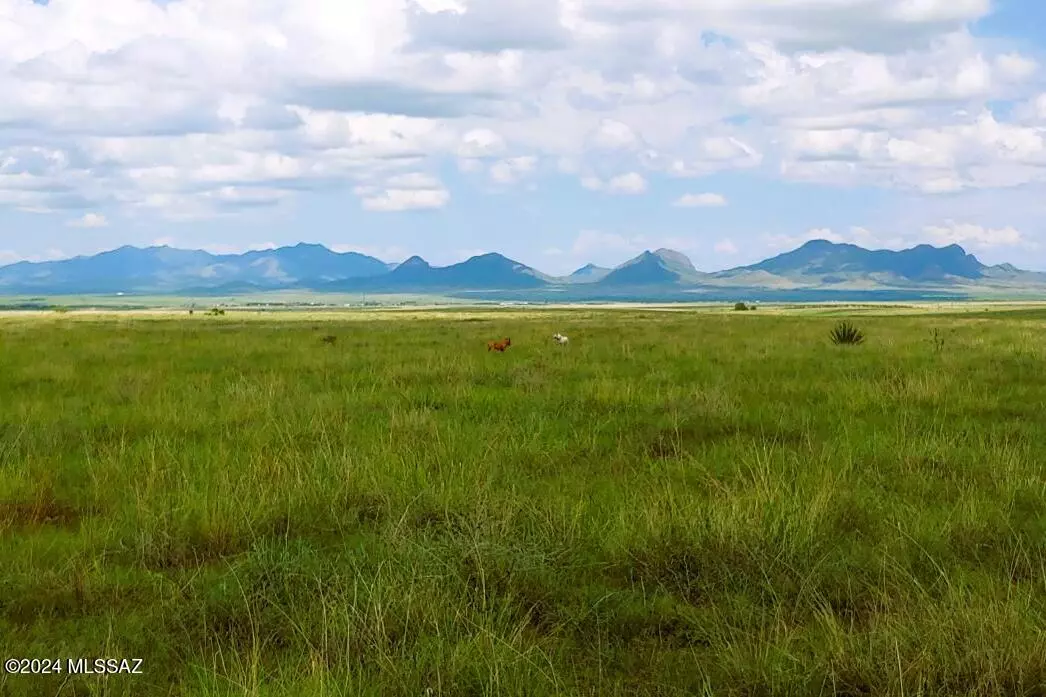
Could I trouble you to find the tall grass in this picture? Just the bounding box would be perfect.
[1,309,1045,695]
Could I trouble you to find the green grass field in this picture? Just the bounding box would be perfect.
[2,308,1045,696]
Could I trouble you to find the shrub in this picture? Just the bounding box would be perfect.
[733,302,748,311]
[830,321,865,345]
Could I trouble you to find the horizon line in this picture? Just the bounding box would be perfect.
[0,238,1016,277]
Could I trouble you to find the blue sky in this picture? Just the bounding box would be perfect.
[1,0,1045,274]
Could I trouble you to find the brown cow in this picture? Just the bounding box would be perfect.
[487,337,512,352]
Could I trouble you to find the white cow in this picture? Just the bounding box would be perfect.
[552,333,569,344]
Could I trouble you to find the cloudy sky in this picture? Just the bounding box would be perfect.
[1,0,1045,274]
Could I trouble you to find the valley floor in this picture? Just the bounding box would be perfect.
[2,307,1045,695]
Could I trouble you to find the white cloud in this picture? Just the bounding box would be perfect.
[458,128,506,158]
[0,248,66,265]
[923,220,1024,248]
[457,158,484,172]
[68,213,108,228]
[489,156,537,183]
[995,53,1037,82]
[779,111,1046,192]
[675,192,727,207]
[589,119,640,150]
[714,238,739,254]
[356,186,450,211]
[385,172,443,189]
[577,0,991,52]
[606,172,647,194]
[0,0,1041,228]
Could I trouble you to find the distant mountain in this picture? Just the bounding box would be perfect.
[597,248,703,286]
[234,243,390,282]
[708,238,1046,290]
[732,239,982,280]
[322,252,550,291]
[0,243,389,294]
[564,263,611,283]
[1,238,1044,298]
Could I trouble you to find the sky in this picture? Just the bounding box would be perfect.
[1,0,1045,274]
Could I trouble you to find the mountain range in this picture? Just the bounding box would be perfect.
[1,239,1044,301]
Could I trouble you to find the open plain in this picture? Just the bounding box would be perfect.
[2,305,1046,696]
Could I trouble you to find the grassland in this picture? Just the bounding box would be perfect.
[2,306,1046,696]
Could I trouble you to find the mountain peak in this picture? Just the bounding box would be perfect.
[734,239,985,281]
[799,238,838,249]
[463,252,511,263]
[566,262,611,283]
[598,248,700,286]
[652,248,697,272]
[397,255,430,268]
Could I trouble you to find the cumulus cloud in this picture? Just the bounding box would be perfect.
[457,128,506,158]
[489,156,537,183]
[675,192,727,207]
[0,247,67,265]
[355,186,450,211]
[578,0,991,53]
[354,171,451,210]
[408,0,571,53]
[0,0,1042,227]
[68,213,108,228]
[583,172,647,193]
[923,220,1024,248]
[588,119,641,150]
[607,172,646,194]
[714,238,739,254]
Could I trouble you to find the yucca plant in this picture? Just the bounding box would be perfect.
[830,321,865,345]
